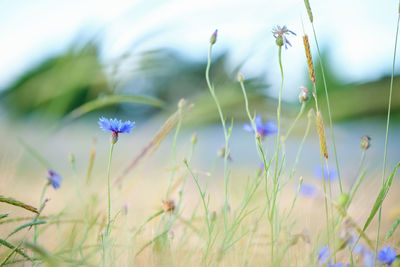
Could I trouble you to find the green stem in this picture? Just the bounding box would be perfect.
[70,158,82,199]
[205,43,230,232]
[325,158,335,262]
[311,82,331,249]
[106,143,115,236]
[310,23,342,193]
[132,209,164,239]
[33,184,48,244]
[283,103,305,141]
[164,106,183,202]
[270,45,284,262]
[376,9,400,255]
[17,137,51,169]
[320,156,331,248]
[184,160,211,264]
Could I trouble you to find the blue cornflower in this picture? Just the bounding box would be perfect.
[243,115,277,138]
[377,246,397,266]
[47,170,62,189]
[314,166,337,181]
[299,183,317,197]
[327,264,344,267]
[272,25,296,49]
[98,117,135,144]
[354,245,375,267]
[318,246,331,265]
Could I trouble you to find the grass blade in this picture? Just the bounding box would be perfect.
[7,220,46,238]
[114,103,193,184]
[385,216,400,240]
[24,242,57,266]
[362,162,400,232]
[65,94,164,121]
[0,239,32,261]
[0,214,8,220]
[0,195,38,214]
[16,137,51,169]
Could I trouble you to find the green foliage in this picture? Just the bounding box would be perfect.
[65,94,164,121]
[0,196,38,214]
[386,216,400,239]
[0,239,32,261]
[362,162,400,232]
[1,42,110,119]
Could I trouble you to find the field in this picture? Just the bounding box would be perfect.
[1,1,400,266]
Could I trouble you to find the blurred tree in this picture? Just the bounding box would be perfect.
[119,48,279,124]
[305,47,400,120]
[1,42,110,119]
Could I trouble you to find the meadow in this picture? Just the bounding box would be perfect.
[1,1,400,266]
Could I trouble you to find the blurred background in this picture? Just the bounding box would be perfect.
[0,0,400,179]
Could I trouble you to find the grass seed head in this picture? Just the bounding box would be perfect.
[316,111,328,159]
[304,0,313,22]
[303,35,316,84]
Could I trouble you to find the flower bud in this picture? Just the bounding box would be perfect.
[337,193,349,208]
[178,98,185,109]
[307,108,314,120]
[275,36,283,47]
[122,203,128,215]
[298,87,310,103]
[68,152,75,164]
[361,135,371,150]
[111,131,118,144]
[217,147,225,158]
[209,211,217,222]
[237,73,244,83]
[162,200,175,212]
[210,30,218,45]
[191,132,198,145]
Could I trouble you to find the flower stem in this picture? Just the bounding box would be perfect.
[106,143,115,236]
[33,184,48,245]
[270,45,284,263]
[310,23,342,193]
[205,43,230,232]
[376,9,400,255]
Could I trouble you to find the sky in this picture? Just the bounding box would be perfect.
[0,0,399,101]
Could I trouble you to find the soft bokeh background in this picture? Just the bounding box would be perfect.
[1,0,399,171]
[1,1,400,264]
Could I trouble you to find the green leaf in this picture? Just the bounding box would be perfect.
[386,216,400,239]
[23,242,57,267]
[7,220,46,238]
[362,162,400,232]
[65,94,164,121]
[0,214,8,220]
[0,239,32,261]
[0,195,38,214]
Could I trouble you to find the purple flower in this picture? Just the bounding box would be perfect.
[354,245,375,267]
[47,170,62,189]
[272,25,296,49]
[244,115,277,138]
[299,183,317,197]
[327,264,344,267]
[318,246,330,265]
[98,117,135,144]
[377,246,397,266]
[314,166,337,181]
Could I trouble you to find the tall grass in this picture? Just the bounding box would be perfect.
[0,2,400,266]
